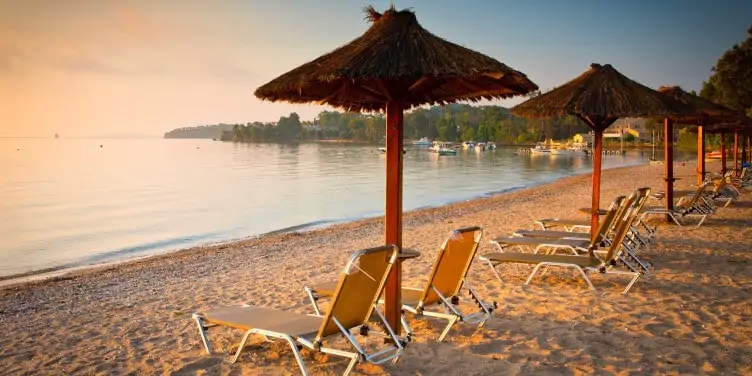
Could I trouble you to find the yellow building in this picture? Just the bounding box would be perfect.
[573,133,593,144]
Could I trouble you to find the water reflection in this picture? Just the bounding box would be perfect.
[0,139,662,277]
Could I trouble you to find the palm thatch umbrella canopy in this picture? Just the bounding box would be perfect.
[254,5,538,333]
[657,86,745,184]
[511,63,692,235]
[255,6,537,111]
[657,86,738,125]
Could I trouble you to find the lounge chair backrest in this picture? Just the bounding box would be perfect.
[418,227,482,306]
[316,245,398,341]
[633,187,651,213]
[600,189,647,264]
[591,195,628,243]
[682,182,711,210]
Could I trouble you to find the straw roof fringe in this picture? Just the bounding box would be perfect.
[657,85,738,125]
[254,5,538,112]
[511,63,692,129]
[684,113,752,134]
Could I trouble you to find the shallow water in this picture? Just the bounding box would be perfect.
[0,138,674,277]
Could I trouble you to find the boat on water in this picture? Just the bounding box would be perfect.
[549,147,576,155]
[706,150,724,160]
[462,141,477,150]
[530,143,551,154]
[412,137,432,147]
[429,142,457,156]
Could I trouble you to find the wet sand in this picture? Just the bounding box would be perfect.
[0,161,750,375]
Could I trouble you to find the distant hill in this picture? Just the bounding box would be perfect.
[164,124,235,139]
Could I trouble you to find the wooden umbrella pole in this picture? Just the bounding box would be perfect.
[664,118,675,222]
[698,124,704,180]
[590,129,603,243]
[720,132,727,176]
[734,132,739,176]
[384,100,404,334]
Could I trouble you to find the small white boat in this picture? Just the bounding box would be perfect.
[530,143,551,154]
[549,147,576,155]
[429,142,457,156]
[462,141,477,149]
[412,137,432,147]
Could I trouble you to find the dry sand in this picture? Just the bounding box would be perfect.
[1,161,750,376]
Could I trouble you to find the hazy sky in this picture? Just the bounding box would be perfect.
[1,0,750,137]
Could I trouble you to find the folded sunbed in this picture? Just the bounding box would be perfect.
[480,192,644,294]
[192,245,405,376]
[305,227,496,342]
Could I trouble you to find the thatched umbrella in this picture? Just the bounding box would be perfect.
[657,86,738,185]
[254,5,538,332]
[511,63,690,237]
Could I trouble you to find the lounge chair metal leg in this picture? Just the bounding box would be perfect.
[525,263,545,285]
[304,287,322,316]
[696,215,707,228]
[282,334,309,376]
[193,315,213,354]
[248,329,311,375]
[342,355,360,376]
[622,272,641,295]
[670,213,683,226]
[230,330,254,363]
[437,316,459,342]
[484,259,504,284]
[574,266,596,292]
[526,263,596,292]
[400,314,413,342]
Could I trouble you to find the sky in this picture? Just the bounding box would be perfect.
[1,0,750,138]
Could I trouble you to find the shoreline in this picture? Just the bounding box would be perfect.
[0,163,630,290]
[0,165,601,287]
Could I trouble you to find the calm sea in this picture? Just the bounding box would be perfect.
[0,138,672,279]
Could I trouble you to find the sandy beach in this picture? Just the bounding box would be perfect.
[1,161,750,375]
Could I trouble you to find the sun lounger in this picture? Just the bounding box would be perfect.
[514,194,628,244]
[490,194,636,257]
[515,188,654,274]
[708,175,738,207]
[192,245,404,376]
[480,192,644,294]
[534,188,656,244]
[305,227,496,342]
[640,182,713,227]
